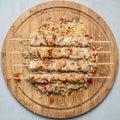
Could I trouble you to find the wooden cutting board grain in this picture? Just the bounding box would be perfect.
[1,1,118,118]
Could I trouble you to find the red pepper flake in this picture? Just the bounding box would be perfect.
[13,72,20,77]
[49,97,54,104]
[46,23,50,30]
[87,78,93,84]
[89,35,92,39]
[92,66,97,73]
[84,34,89,37]
[52,27,56,31]
[13,72,21,81]
[84,34,92,39]
[60,17,64,22]
[68,90,72,95]
[60,31,65,36]
[92,44,96,51]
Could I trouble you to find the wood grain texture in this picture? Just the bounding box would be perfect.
[1,1,118,118]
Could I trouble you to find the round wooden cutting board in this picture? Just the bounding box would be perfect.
[1,1,119,118]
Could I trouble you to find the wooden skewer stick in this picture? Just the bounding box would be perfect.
[9,38,31,41]
[12,62,113,67]
[13,76,111,79]
[29,74,111,79]
[90,40,111,43]
[9,52,28,53]
[87,76,111,79]
[9,51,112,54]
[89,62,113,65]
[13,64,29,66]
[90,51,111,53]
[9,38,112,43]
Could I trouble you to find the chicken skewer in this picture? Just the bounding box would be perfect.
[28,72,111,83]
[9,38,112,43]
[29,47,91,59]
[14,75,111,82]
[9,51,112,54]
[22,33,111,47]
[13,62,113,67]
[29,35,89,47]
[29,34,111,47]
[29,73,86,83]
[9,37,112,47]
[29,59,96,73]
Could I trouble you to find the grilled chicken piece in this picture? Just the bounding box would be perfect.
[29,47,90,59]
[29,34,89,47]
[29,73,85,83]
[29,59,90,72]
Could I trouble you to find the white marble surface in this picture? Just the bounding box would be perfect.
[0,0,120,120]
